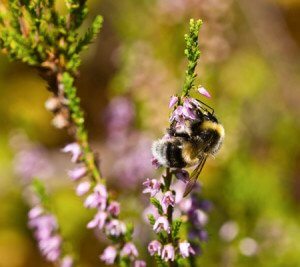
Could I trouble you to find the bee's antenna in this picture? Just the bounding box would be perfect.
[196,99,214,115]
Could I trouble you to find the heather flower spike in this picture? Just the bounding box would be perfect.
[145,19,212,265]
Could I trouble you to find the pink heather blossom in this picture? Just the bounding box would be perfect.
[120,242,139,259]
[198,86,211,98]
[161,191,175,214]
[161,244,175,262]
[76,181,91,196]
[100,246,117,265]
[134,260,146,267]
[39,235,61,255]
[87,211,107,230]
[153,216,170,233]
[67,166,87,181]
[179,241,195,258]
[60,255,74,267]
[28,206,44,219]
[107,201,120,217]
[62,143,82,163]
[169,95,178,108]
[105,219,126,237]
[84,184,107,210]
[148,240,162,256]
[142,178,161,197]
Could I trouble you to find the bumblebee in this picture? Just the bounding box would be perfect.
[152,101,224,196]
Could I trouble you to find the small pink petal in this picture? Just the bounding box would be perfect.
[198,87,211,98]
[169,96,178,108]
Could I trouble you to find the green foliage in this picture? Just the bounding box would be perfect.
[172,218,182,240]
[150,197,163,215]
[182,19,202,97]
[148,214,156,226]
[32,178,50,208]
[154,254,168,267]
[0,0,103,73]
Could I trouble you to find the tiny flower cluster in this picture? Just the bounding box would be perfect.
[62,142,145,266]
[143,178,195,262]
[28,205,73,266]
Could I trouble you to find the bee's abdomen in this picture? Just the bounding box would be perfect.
[152,139,187,168]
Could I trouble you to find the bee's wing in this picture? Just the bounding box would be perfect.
[183,154,208,197]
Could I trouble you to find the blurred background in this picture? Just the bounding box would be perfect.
[1,0,300,266]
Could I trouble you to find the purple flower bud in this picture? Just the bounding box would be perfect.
[161,191,175,214]
[143,178,161,197]
[148,240,162,256]
[87,211,107,230]
[169,96,178,108]
[134,260,146,267]
[161,244,175,262]
[107,201,120,217]
[151,157,161,168]
[193,210,208,227]
[100,246,117,265]
[62,143,82,163]
[120,242,139,259]
[68,166,87,181]
[198,86,211,98]
[174,169,190,183]
[76,181,91,196]
[153,216,170,233]
[179,241,195,258]
[105,219,126,237]
[60,255,74,267]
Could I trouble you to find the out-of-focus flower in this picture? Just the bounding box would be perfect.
[161,244,175,262]
[105,219,126,237]
[219,221,239,242]
[104,96,135,139]
[100,246,117,265]
[60,255,74,267]
[148,240,162,256]
[68,166,87,181]
[62,143,82,163]
[143,178,161,197]
[151,157,161,168]
[239,238,258,256]
[161,191,175,214]
[14,147,54,183]
[153,216,170,233]
[179,241,195,258]
[107,201,120,217]
[76,181,91,196]
[87,211,107,230]
[197,86,211,98]
[134,260,146,267]
[120,242,139,259]
[192,209,209,227]
[28,206,63,263]
[45,97,61,111]
[52,114,69,129]
[169,95,178,108]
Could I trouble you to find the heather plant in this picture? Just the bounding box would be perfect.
[0,0,142,265]
[144,19,215,266]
